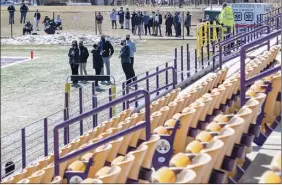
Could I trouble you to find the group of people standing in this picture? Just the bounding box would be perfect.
[68,35,136,87]
[95,7,192,38]
[7,3,29,24]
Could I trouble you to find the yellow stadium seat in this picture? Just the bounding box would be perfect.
[81,178,103,183]
[95,166,121,183]
[50,176,62,184]
[111,154,135,183]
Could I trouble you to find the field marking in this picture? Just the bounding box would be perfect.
[1,57,39,69]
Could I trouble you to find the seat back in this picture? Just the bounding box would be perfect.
[111,154,135,183]
[176,168,197,183]
[28,169,45,183]
[81,178,103,183]
[107,137,124,163]
[186,101,205,128]
[41,164,54,183]
[95,166,121,183]
[50,176,62,184]
[16,178,30,184]
[141,135,160,169]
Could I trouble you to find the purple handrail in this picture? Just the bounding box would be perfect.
[239,30,281,106]
[218,25,271,68]
[53,90,151,176]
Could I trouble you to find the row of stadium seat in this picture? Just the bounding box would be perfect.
[1,45,280,184]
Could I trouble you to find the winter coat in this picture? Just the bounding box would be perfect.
[7,5,15,14]
[185,15,191,27]
[158,14,163,24]
[79,46,89,63]
[110,12,117,21]
[125,11,130,20]
[148,16,154,27]
[143,15,149,25]
[98,40,114,57]
[34,12,41,20]
[165,15,173,27]
[92,49,103,69]
[118,10,125,23]
[68,47,80,65]
[131,12,137,25]
[20,5,28,13]
[120,45,131,64]
[173,15,179,25]
[96,14,103,24]
[135,14,142,26]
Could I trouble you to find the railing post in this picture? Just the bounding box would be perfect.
[146,71,150,91]
[201,46,204,69]
[174,47,177,71]
[181,46,184,81]
[212,42,215,71]
[122,82,126,110]
[109,88,113,118]
[21,128,26,169]
[219,45,222,69]
[79,87,83,136]
[135,80,138,108]
[64,93,69,145]
[165,63,168,89]
[156,67,159,96]
[195,49,197,73]
[44,118,48,156]
[207,43,210,64]
[92,83,97,127]
[187,43,190,77]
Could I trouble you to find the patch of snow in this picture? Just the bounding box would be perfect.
[0,33,144,46]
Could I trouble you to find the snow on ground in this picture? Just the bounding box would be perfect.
[0,33,144,45]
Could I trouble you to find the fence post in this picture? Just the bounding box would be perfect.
[207,43,210,64]
[212,42,215,71]
[21,128,26,169]
[165,63,168,89]
[276,16,279,45]
[44,118,48,156]
[95,11,98,35]
[122,82,126,110]
[135,80,138,108]
[111,85,116,116]
[63,93,69,145]
[219,45,222,69]
[53,11,55,20]
[195,49,197,73]
[187,44,190,77]
[201,46,204,69]
[92,83,97,127]
[156,67,159,96]
[79,87,83,136]
[174,48,177,70]
[181,46,184,81]
[109,88,113,118]
[182,11,185,40]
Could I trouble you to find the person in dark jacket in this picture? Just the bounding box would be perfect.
[68,40,80,85]
[98,35,114,83]
[143,11,150,35]
[7,4,15,24]
[156,10,163,36]
[119,40,133,85]
[173,12,180,37]
[131,10,137,34]
[23,21,33,35]
[92,44,103,87]
[118,7,125,29]
[42,16,50,29]
[78,41,89,76]
[165,12,173,36]
[125,8,130,29]
[34,9,41,31]
[20,3,29,24]
[185,12,192,36]
[134,11,143,38]
[96,12,103,35]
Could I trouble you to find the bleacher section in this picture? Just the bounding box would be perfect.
[1,44,281,183]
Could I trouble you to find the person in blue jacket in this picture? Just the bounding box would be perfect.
[119,40,133,85]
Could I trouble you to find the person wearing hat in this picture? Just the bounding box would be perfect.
[7,3,15,24]
[98,35,114,84]
[68,40,80,86]
[91,43,103,87]
[119,40,133,85]
[218,2,235,35]
[78,41,89,76]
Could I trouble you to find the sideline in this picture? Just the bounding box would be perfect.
[1,56,39,69]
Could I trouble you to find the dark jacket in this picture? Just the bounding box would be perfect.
[131,12,137,25]
[148,17,154,27]
[135,14,142,26]
[20,5,28,13]
[7,5,15,14]
[165,15,173,27]
[125,11,130,20]
[79,46,89,63]
[24,22,33,30]
[96,14,103,24]
[158,14,163,24]
[143,15,149,25]
[118,10,124,23]
[68,47,80,65]
[34,12,41,20]
[98,40,114,57]
[92,49,103,69]
[120,45,131,64]
[173,15,179,25]
[185,15,191,27]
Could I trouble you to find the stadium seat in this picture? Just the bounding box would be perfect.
[51,176,62,184]
[111,154,135,183]
[152,167,196,183]
[127,145,148,181]
[95,166,121,183]
[1,176,15,184]
[186,101,205,128]
[271,152,281,172]
[80,178,103,183]
[41,164,54,183]
[259,170,281,183]
[140,135,160,169]
[106,137,124,163]
[16,178,30,184]
[25,162,39,177]
[28,170,45,183]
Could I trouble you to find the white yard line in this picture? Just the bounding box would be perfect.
[1,57,39,69]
